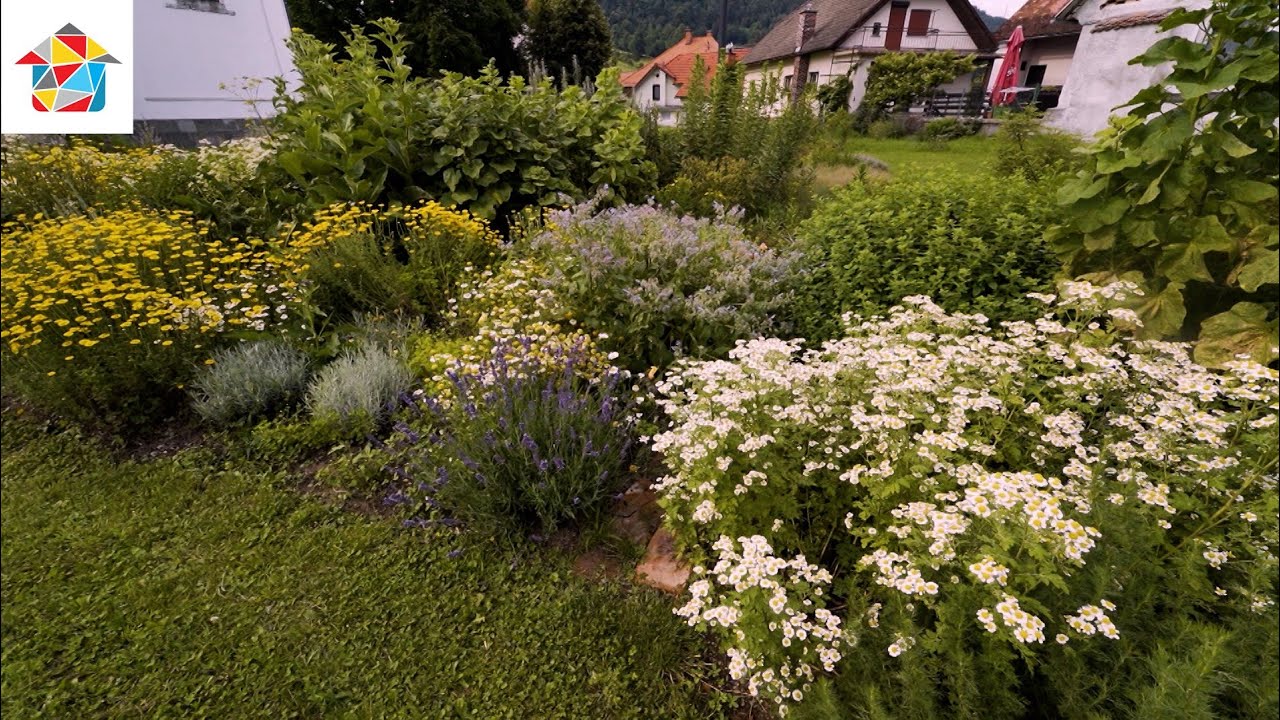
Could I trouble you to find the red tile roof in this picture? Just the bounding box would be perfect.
[621,31,720,88]
[994,0,1081,41]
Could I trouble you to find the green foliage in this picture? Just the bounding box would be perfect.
[639,110,683,187]
[284,0,526,77]
[270,21,654,221]
[991,108,1082,181]
[0,418,725,719]
[856,52,976,125]
[816,74,854,115]
[528,202,801,372]
[794,170,1058,341]
[191,341,311,426]
[1048,0,1279,365]
[306,344,413,426]
[666,58,817,220]
[525,0,614,85]
[920,117,981,143]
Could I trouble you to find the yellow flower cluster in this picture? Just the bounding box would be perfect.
[279,200,501,277]
[1,208,293,359]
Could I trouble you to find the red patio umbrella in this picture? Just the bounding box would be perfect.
[991,25,1025,108]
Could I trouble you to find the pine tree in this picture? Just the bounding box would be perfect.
[525,0,614,85]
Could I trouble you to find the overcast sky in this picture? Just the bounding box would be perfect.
[972,0,1026,17]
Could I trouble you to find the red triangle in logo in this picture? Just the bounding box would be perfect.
[53,63,81,84]
[16,51,46,65]
[57,35,88,58]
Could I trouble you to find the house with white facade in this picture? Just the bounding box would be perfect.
[136,0,294,143]
[740,0,997,113]
[1045,0,1209,136]
[991,0,1080,108]
[621,31,748,126]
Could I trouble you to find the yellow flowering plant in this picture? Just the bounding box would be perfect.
[279,201,502,328]
[1,208,297,425]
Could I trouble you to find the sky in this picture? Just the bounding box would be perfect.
[971,0,1026,18]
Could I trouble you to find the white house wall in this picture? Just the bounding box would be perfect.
[1047,0,1208,137]
[628,67,690,126]
[135,0,294,121]
[1019,35,1077,87]
[846,0,980,52]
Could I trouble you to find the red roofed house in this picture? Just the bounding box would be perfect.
[990,0,1080,109]
[621,31,749,126]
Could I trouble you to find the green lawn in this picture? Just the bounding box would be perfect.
[0,417,725,719]
[811,135,998,194]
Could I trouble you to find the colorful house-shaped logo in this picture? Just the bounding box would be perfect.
[15,24,120,112]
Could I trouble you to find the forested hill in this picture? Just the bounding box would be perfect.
[601,0,1007,58]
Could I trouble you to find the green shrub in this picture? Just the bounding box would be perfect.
[528,202,801,373]
[794,170,1057,342]
[854,51,976,126]
[1048,0,1278,366]
[191,340,311,426]
[284,202,501,325]
[866,118,905,139]
[992,108,1082,181]
[307,345,413,426]
[390,339,635,539]
[667,57,817,220]
[269,20,654,221]
[920,117,981,142]
[653,295,1279,716]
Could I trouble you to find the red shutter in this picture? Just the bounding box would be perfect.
[907,9,932,36]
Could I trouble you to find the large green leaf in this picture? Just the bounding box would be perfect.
[1133,282,1187,339]
[1235,249,1280,292]
[1194,302,1280,366]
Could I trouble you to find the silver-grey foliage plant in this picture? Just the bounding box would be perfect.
[306,345,413,425]
[191,340,311,426]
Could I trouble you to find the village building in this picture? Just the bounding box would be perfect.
[739,0,998,114]
[990,0,1080,110]
[621,30,749,126]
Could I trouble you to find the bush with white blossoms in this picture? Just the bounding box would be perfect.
[652,289,1278,717]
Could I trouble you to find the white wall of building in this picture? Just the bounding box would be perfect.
[1019,35,1077,87]
[135,0,293,121]
[845,0,980,51]
[629,67,691,126]
[1047,0,1208,137]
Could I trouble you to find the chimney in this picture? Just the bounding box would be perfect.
[682,28,693,44]
[791,2,818,103]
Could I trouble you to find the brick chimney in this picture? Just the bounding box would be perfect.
[790,2,818,103]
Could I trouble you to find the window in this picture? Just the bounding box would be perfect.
[907,9,931,36]
[871,22,882,37]
[809,71,819,85]
[1024,65,1047,87]
[783,74,793,90]
[651,84,661,101]
[166,0,235,14]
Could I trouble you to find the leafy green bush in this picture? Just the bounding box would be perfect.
[920,117,981,142]
[992,108,1082,181]
[270,20,654,221]
[653,294,1279,716]
[794,170,1057,341]
[391,339,635,538]
[866,118,905,139]
[307,345,413,426]
[283,202,501,325]
[191,340,311,426]
[666,57,817,220]
[854,51,976,127]
[1048,0,1279,366]
[528,202,801,372]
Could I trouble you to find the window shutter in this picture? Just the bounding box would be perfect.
[907,10,931,36]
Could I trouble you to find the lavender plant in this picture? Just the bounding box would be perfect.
[528,201,800,373]
[391,337,636,537]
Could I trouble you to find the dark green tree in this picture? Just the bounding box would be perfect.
[283,0,525,76]
[524,0,614,85]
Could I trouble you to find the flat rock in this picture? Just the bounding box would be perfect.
[635,527,690,594]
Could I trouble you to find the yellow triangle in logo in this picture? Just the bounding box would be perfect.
[51,37,81,64]
[85,37,109,60]
[35,88,59,110]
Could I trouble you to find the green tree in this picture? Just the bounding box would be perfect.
[855,51,976,124]
[1049,0,1279,366]
[284,0,525,76]
[525,0,614,85]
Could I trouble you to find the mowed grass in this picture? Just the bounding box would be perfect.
[811,134,997,195]
[0,417,724,719]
